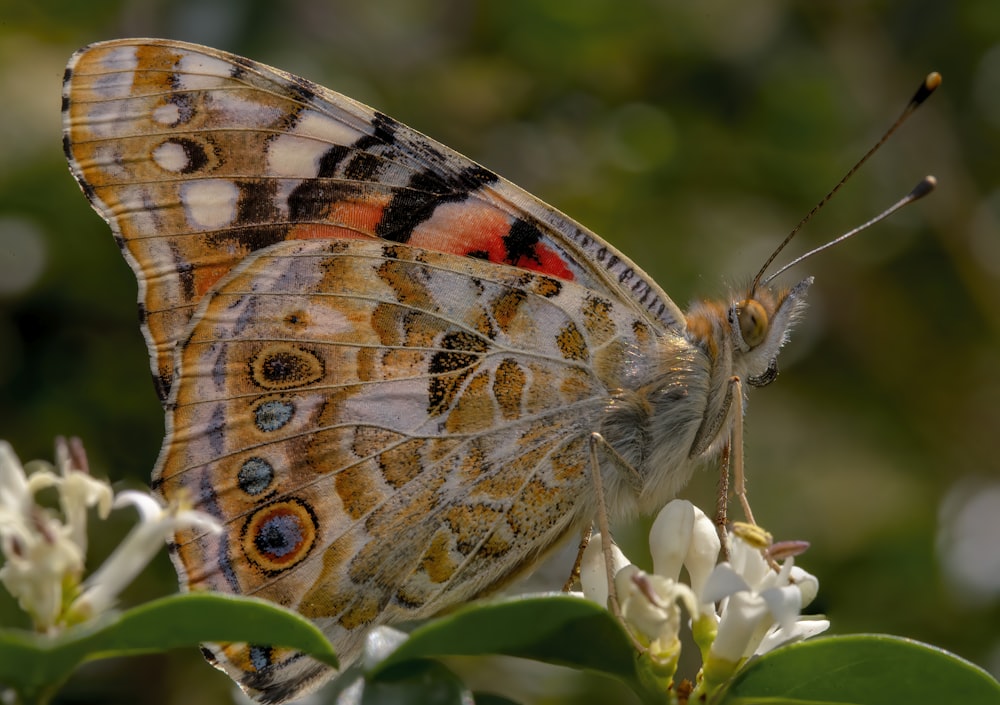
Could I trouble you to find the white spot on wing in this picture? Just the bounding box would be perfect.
[90,46,138,99]
[98,45,139,72]
[143,238,182,293]
[153,142,190,173]
[272,179,297,217]
[267,135,328,177]
[85,99,132,138]
[266,111,364,178]
[294,110,363,145]
[126,208,157,239]
[92,144,128,179]
[208,93,284,128]
[181,180,239,231]
[115,186,158,238]
[153,102,181,125]
[176,53,235,90]
[90,73,137,101]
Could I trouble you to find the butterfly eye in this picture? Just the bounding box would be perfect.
[737,299,768,348]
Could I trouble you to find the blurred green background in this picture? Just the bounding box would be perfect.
[1,0,998,703]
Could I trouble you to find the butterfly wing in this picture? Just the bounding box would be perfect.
[63,38,683,402]
[156,237,659,699]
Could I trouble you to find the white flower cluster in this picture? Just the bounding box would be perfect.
[0,438,220,633]
[580,500,828,694]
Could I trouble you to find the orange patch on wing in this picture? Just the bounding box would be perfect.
[335,464,383,520]
[420,530,458,584]
[288,198,389,240]
[135,44,183,88]
[555,321,588,361]
[408,200,510,259]
[407,201,577,281]
[516,242,574,281]
[287,223,375,240]
[193,262,230,298]
[338,591,382,630]
[331,198,387,233]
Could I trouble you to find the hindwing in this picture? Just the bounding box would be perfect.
[154,238,658,696]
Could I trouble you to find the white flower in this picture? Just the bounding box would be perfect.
[755,612,830,656]
[0,441,88,631]
[51,437,113,557]
[580,533,697,666]
[700,534,827,686]
[70,490,221,619]
[577,500,827,695]
[579,532,630,608]
[0,441,58,516]
[579,501,720,664]
[615,565,698,655]
[361,625,410,671]
[649,500,720,611]
[1,438,223,632]
[0,504,83,632]
[646,500,722,659]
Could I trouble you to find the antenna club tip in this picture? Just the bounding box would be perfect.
[911,175,937,200]
[912,72,942,106]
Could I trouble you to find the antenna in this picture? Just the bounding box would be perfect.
[761,175,936,285]
[750,71,941,292]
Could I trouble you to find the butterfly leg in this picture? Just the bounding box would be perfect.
[728,375,758,526]
[719,377,789,569]
[588,432,659,654]
[715,441,732,559]
[562,430,643,591]
[587,432,623,621]
[711,375,760,559]
[587,432,647,608]
[690,367,739,458]
[562,525,593,592]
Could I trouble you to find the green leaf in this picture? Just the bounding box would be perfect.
[0,593,337,702]
[714,634,1000,705]
[371,593,658,702]
[348,660,474,705]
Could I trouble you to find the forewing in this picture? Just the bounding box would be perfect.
[153,238,658,699]
[62,38,682,401]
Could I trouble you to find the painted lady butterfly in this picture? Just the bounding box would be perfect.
[63,39,815,702]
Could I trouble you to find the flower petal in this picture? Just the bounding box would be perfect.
[790,565,819,607]
[729,536,771,588]
[649,500,694,580]
[579,532,631,607]
[755,617,830,655]
[72,492,221,618]
[710,590,770,662]
[0,442,30,512]
[760,583,803,633]
[700,562,750,603]
[362,626,409,670]
[113,490,166,522]
[687,505,721,599]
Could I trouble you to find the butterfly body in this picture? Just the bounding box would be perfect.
[63,39,808,702]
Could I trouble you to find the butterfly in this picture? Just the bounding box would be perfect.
[62,39,810,703]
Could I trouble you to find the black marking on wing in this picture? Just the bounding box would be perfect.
[504,218,545,265]
[376,165,499,243]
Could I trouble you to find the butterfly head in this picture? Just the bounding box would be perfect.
[685,277,812,387]
[734,277,812,386]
